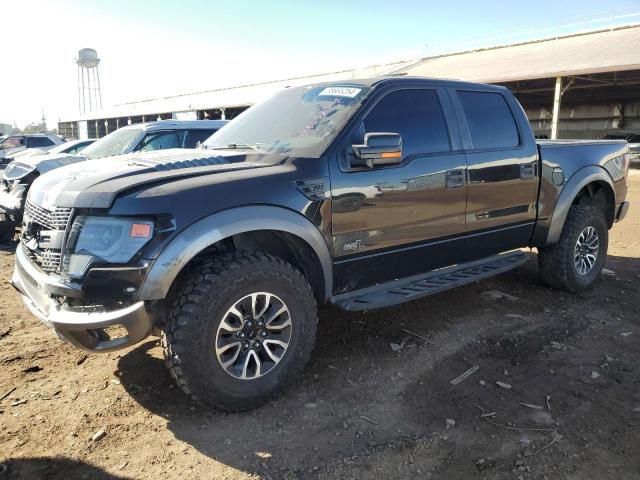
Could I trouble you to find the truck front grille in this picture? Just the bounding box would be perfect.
[2,163,34,181]
[21,242,63,273]
[24,200,72,230]
[21,200,72,273]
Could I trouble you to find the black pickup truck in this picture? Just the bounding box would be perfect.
[11,77,631,411]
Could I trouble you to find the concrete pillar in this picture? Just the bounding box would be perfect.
[220,108,226,120]
[551,76,562,140]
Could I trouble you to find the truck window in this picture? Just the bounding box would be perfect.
[363,89,450,157]
[26,137,55,148]
[457,91,520,150]
[1,137,25,149]
[136,131,185,151]
[203,85,370,157]
[185,129,218,148]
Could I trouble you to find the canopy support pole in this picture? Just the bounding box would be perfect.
[551,76,562,139]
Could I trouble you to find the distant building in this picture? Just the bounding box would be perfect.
[59,24,640,141]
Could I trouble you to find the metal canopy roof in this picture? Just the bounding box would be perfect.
[62,25,640,124]
[397,25,640,83]
[63,60,415,122]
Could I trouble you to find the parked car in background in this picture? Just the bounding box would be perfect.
[6,138,95,163]
[0,119,228,239]
[11,77,630,411]
[604,133,640,164]
[0,134,64,161]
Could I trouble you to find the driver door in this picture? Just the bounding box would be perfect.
[329,87,468,293]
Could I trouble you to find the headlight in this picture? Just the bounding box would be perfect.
[2,162,36,181]
[62,216,154,278]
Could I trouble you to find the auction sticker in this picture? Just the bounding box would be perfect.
[319,87,362,98]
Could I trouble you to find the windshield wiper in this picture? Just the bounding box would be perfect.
[206,143,262,152]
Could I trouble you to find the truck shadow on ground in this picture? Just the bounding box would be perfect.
[1,457,127,480]
[0,240,17,253]
[116,253,640,478]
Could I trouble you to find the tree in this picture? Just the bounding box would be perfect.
[21,121,48,134]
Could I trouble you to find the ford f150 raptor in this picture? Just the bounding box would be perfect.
[11,77,631,411]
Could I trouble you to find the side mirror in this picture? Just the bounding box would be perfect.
[352,132,402,168]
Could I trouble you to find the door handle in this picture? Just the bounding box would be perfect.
[446,169,466,188]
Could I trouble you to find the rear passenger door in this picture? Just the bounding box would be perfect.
[450,89,539,261]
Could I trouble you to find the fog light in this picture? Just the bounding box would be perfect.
[64,254,94,279]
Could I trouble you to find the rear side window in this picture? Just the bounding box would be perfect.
[27,137,55,147]
[185,129,217,148]
[458,91,520,150]
[363,89,450,157]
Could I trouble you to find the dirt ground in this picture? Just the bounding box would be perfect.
[1,172,640,480]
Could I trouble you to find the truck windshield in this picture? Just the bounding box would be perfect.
[203,85,370,157]
[82,128,142,159]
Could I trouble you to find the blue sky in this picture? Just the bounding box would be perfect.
[5,0,640,128]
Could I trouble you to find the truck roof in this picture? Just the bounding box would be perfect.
[312,75,509,92]
[117,119,229,132]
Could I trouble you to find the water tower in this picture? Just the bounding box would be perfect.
[76,48,102,114]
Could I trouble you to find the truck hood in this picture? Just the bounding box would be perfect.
[14,152,86,172]
[29,148,286,210]
[0,146,26,160]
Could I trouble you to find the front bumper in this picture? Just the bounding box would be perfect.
[11,245,153,352]
[615,201,630,223]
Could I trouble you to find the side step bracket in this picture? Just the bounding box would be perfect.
[331,251,527,311]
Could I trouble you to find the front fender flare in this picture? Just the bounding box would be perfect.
[545,165,615,245]
[139,206,333,301]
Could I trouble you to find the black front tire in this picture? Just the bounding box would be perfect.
[162,251,318,411]
[538,204,608,292]
[0,215,16,242]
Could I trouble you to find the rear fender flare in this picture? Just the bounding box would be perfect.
[545,165,615,245]
[139,206,332,301]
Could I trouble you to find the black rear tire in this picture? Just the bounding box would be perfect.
[162,251,317,411]
[538,204,608,292]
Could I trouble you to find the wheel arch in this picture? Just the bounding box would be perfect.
[140,206,333,303]
[545,165,616,245]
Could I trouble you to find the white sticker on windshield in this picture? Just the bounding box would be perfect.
[319,87,362,98]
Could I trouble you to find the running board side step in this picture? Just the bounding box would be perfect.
[331,251,527,311]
